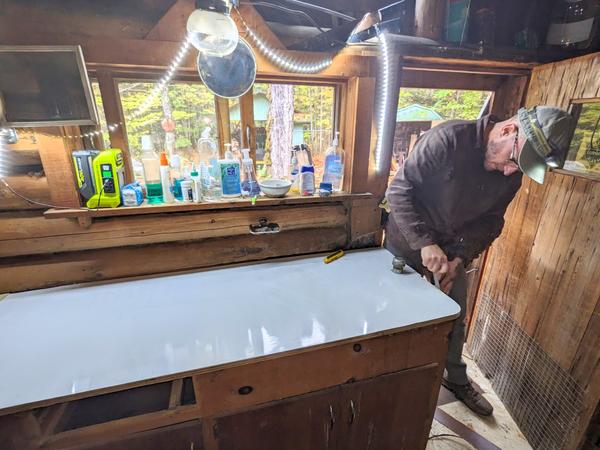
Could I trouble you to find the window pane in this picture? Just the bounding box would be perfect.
[118,81,218,183]
[90,81,111,149]
[252,83,336,183]
[390,88,492,181]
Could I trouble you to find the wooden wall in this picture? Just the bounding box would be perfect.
[473,52,600,449]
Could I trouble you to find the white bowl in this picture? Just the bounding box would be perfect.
[259,179,292,198]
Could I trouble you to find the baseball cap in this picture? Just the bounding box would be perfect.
[517,106,575,184]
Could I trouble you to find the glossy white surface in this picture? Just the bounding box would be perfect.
[0,248,459,411]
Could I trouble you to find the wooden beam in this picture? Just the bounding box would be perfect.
[239,88,257,162]
[232,3,286,50]
[214,96,231,158]
[36,129,81,209]
[145,0,194,42]
[414,0,446,40]
[490,75,529,120]
[95,71,134,183]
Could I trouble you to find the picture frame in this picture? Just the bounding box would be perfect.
[558,98,600,180]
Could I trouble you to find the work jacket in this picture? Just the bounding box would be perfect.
[385,115,522,269]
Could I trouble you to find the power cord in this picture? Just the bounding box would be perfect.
[0,177,111,211]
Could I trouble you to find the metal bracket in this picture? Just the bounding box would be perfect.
[249,217,280,235]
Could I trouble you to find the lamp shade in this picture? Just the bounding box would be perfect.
[186,9,239,56]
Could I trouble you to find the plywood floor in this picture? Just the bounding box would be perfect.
[427,352,531,450]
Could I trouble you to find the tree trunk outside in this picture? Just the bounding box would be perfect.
[268,84,294,179]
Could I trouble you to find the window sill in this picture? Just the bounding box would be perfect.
[44,193,374,222]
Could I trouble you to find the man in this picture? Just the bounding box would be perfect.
[385,106,574,416]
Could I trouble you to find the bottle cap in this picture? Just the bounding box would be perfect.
[159,152,169,166]
[319,182,333,191]
[300,165,314,173]
[191,170,199,177]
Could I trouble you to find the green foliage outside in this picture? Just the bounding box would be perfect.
[397,88,490,121]
[566,102,600,173]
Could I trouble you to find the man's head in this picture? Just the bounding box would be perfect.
[484,106,575,183]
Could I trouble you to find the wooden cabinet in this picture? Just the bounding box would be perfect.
[210,363,439,450]
[75,421,203,450]
[338,364,438,450]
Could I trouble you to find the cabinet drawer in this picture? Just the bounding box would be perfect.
[194,323,451,416]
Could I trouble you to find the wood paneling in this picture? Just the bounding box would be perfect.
[474,52,600,449]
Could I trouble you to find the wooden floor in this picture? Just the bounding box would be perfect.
[427,352,531,450]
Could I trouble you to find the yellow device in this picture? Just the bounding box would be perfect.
[324,249,345,264]
[86,149,125,209]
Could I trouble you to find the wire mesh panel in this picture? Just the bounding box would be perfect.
[468,294,584,450]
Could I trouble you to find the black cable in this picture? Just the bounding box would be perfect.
[428,433,464,440]
[0,177,88,210]
[94,179,110,211]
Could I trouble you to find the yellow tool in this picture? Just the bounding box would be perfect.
[324,250,344,264]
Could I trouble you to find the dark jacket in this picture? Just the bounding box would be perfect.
[385,115,522,269]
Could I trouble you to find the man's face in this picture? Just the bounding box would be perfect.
[484,124,523,176]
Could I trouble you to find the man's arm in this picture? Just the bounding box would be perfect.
[387,129,451,250]
[445,180,522,266]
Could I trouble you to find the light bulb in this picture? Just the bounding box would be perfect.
[187,9,239,56]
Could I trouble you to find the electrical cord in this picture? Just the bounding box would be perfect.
[0,177,111,211]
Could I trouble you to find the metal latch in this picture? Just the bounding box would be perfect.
[249,217,280,235]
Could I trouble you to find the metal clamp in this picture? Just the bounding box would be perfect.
[391,256,406,274]
[249,217,281,235]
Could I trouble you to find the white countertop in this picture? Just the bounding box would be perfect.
[0,248,459,413]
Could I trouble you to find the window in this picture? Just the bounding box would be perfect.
[118,81,218,181]
[390,88,492,181]
[91,81,111,149]
[250,83,336,182]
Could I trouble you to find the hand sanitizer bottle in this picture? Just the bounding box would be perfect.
[219,147,241,197]
[289,149,300,194]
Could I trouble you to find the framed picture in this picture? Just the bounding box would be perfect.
[561,98,600,179]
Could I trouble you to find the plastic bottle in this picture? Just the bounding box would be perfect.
[180,178,194,203]
[200,162,222,202]
[300,165,315,196]
[219,148,241,197]
[240,148,261,197]
[190,167,202,203]
[170,154,183,201]
[323,132,344,192]
[289,150,300,194]
[140,135,163,204]
[159,152,174,204]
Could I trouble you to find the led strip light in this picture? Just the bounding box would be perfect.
[375,30,391,172]
[236,9,333,74]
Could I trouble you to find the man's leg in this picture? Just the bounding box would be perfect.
[442,266,494,416]
[445,266,469,385]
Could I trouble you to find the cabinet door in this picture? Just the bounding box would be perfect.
[338,363,439,450]
[213,385,341,450]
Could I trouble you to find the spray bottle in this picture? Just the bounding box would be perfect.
[240,148,260,197]
[289,148,300,194]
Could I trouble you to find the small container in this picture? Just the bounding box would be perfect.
[219,148,241,197]
[190,168,202,203]
[300,165,315,196]
[180,179,194,203]
[140,135,163,204]
[318,182,333,197]
[240,148,261,197]
[121,182,144,206]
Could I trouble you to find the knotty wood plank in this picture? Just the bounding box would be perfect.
[2,204,348,257]
[0,226,348,292]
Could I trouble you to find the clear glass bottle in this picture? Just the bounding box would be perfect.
[240,149,261,197]
[140,135,163,204]
[322,132,344,192]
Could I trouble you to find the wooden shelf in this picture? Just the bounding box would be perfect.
[44,193,374,220]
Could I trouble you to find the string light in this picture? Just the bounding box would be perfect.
[65,36,193,142]
[235,8,333,74]
[375,30,391,172]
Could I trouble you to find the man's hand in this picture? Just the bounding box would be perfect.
[420,244,449,276]
[439,257,463,294]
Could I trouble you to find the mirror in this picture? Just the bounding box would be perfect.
[197,37,256,99]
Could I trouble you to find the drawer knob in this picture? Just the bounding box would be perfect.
[238,385,254,395]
